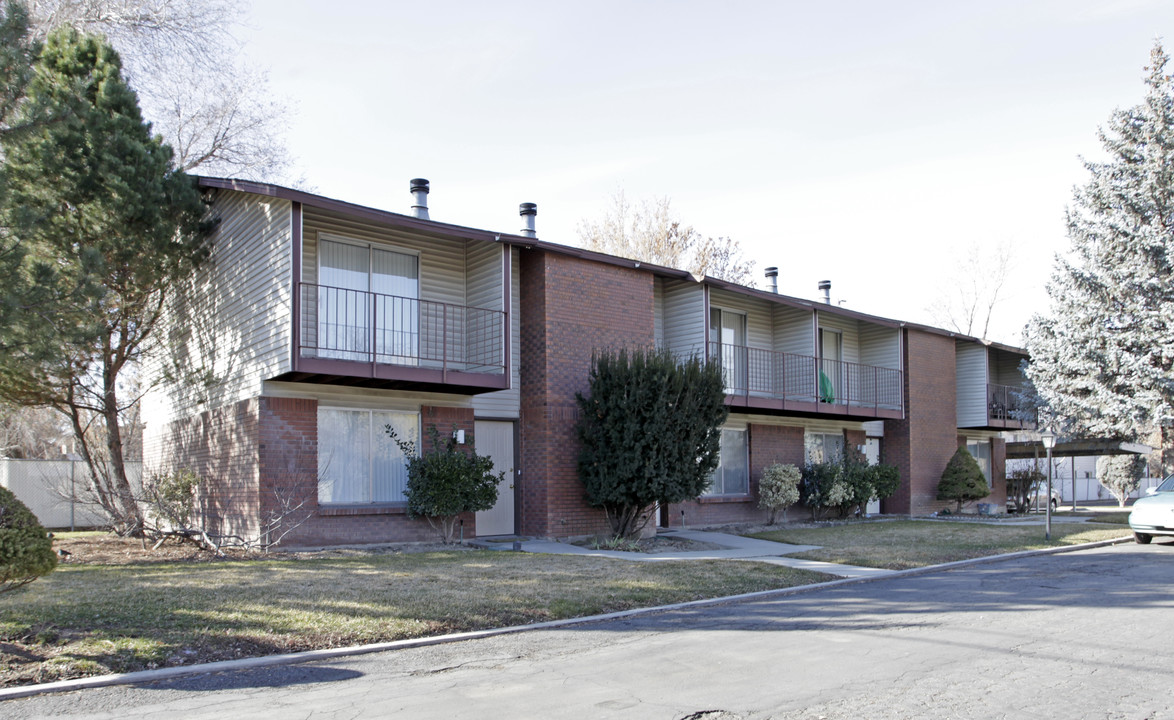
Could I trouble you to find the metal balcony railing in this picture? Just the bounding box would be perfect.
[708,342,903,413]
[987,383,1032,426]
[298,283,505,374]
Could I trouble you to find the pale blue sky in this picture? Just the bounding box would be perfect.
[238,0,1174,345]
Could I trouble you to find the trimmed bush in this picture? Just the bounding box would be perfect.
[576,347,728,539]
[937,447,989,512]
[390,425,503,544]
[0,486,57,594]
[758,463,801,524]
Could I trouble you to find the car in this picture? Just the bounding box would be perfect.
[1128,474,1174,544]
[1006,485,1061,513]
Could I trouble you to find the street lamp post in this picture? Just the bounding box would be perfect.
[1042,431,1056,541]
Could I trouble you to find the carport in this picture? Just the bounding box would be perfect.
[1006,438,1153,509]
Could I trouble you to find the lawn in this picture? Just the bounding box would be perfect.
[0,539,829,688]
[749,519,1131,570]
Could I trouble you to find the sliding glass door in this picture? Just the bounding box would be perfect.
[318,239,419,363]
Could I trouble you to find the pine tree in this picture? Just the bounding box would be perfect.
[1026,42,1174,471]
[936,447,989,513]
[0,28,209,534]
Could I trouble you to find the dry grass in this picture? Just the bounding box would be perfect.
[749,519,1130,570]
[0,535,830,688]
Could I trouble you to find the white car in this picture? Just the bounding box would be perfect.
[1128,474,1174,544]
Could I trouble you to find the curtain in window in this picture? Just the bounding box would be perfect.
[317,408,418,504]
[968,440,992,485]
[707,428,748,495]
[317,408,370,503]
[371,249,419,363]
[805,432,845,464]
[319,240,371,360]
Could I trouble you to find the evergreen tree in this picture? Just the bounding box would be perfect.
[936,447,989,513]
[576,348,728,539]
[0,28,209,534]
[1026,43,1174,472]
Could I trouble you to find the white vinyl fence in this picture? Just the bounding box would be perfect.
[0,459,142,529]
[1008,456,1163,503]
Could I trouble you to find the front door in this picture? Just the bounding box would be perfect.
[865,437,881,515]
[474,420,515,536]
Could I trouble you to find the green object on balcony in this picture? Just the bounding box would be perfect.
[819,370,836,403]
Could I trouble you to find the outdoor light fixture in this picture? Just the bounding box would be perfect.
[1041,431,1056,541]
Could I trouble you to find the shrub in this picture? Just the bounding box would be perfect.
[1097,454,1146,507]
[391,425,503,543]
[576,347,728,539]
[868,464,901,506]
[800,461,843,520]
[937,447,989,512]
[1007,467,1045,513]
[0,486,57,594]
[143,468,201,531]
[758,463,801,524]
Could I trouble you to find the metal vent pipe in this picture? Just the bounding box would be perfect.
[818,279,831,304]
[764,266,779,293]
[410,178,430,220]
[519,203,537,238]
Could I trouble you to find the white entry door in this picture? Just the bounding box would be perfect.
[475,420,515,536]
[865,437,882,515]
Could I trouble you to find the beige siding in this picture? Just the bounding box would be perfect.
[709,288,772,350]
[301,206,467,307]
[662,280,706,358]
[858,324,900,370]
[815,311,860,364]
[956,340,989,427]
[773,305,814,357]
[142,190,293,425]
[473,247,521,419]
[991,350,1025,386]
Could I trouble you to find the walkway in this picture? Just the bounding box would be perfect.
[472,528,894,579]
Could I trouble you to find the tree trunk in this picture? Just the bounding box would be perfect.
[103,348,143,534]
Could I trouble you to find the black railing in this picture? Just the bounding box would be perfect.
[298,283,505,374]
[987,383,1032,426]
[708,342,902,412]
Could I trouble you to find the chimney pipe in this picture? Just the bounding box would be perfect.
[764,267,778,294]
[818,280,831,304]
[410,178,430,220]
[519,202,537,238]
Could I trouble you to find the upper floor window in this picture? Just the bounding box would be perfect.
[710,308,747,392]
[318,238,419,363]
[318,408,418,504]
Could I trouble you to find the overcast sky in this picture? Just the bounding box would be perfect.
[238,0,1174,345]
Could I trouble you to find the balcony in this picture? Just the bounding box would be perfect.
[287,282,508,393]
[986,383,1032,429]
[708,342,903,419]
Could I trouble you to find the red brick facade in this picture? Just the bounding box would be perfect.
[518,250,656,537]
[147,237,1016,546]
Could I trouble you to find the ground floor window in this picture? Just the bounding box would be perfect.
[318,408,418,504]
[707,428,748,496]
[805,432,845,464]
[967,439,992,486]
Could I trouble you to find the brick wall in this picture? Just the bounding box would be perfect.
[883,329,961,515]
[668,424,806,527]
[143,398,262,541]
[518,250,655,537]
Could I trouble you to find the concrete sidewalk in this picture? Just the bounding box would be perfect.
[472,529,894,579]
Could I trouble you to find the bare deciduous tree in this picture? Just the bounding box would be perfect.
[0,403,69,458]
[578,191,756,285]
[927,240,1014,340]
[27,0,293,180]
